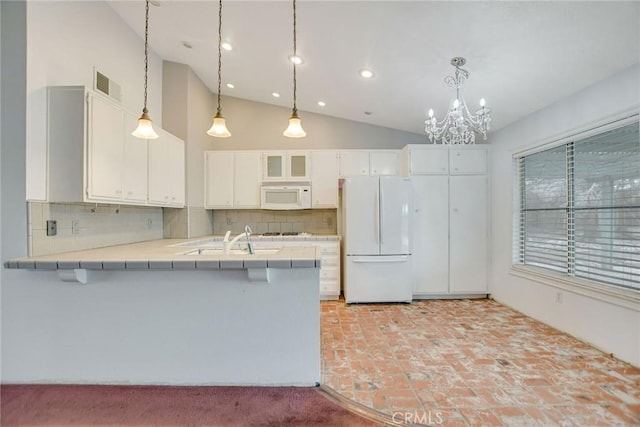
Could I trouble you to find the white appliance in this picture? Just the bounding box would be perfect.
[341,176,413,303]
[260,183,312,210]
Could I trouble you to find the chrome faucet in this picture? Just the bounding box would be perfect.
[223,225,255,255]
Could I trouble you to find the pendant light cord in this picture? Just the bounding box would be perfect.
[292,0,298,115]
[142,0,150,113]
[217,0,223,115]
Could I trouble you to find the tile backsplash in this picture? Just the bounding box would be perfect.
[163,206,214,239]
[212,209,337,235]
[28,202,163,256]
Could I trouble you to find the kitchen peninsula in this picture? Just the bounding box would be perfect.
[4,238,321,386]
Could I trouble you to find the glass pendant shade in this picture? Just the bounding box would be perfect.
[283,111,306,138]
[207,111,231,137]
[132,109,159,139]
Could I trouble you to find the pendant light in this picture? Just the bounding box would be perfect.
[207,0,231,137]
[283,0,306,138]
[132,0,159,140]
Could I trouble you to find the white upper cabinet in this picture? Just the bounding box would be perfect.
[234,151,263,208]
[310,150,339,208]
[47,86,182,208]
[449,148,488,175]
[86,92,124,201]
[339,151,370,177]
[148,128,185,207]
[122,112,149,203]
[205,151,234,208]
[369,150,399,175]
[401,145,449,175]
[339,150,400,177]
[263,151,310,181]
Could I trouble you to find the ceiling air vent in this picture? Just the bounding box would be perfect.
[94,69,121,103]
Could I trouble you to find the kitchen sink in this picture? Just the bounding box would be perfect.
[181,248,280,256]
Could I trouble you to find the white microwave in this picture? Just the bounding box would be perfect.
[261,183,312,210]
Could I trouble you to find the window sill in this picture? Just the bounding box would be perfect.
[510,264,640,311]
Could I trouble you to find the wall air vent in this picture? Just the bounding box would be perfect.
[93,69,121,103]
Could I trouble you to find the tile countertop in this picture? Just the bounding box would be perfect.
[3,236,340,271]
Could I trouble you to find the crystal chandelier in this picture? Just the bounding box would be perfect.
[425,57,491,144]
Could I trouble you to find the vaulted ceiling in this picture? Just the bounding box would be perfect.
[108,1,640,136]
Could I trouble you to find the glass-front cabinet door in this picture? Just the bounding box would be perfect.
[262,151,310,181]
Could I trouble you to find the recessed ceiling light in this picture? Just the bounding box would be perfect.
[181,41,192,49]
[317,101,326,107]
[359,69,374,79]
[150,0,161,6]
[226,83,235,89]
[272,92,281,98]
[221,42,232,51]
[288,55,303,65]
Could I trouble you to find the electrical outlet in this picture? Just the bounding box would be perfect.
[72,220,80,235]
[46,220,57,236]
[147,218,153,229]
[556,291,563,304]
[226,217,232,226]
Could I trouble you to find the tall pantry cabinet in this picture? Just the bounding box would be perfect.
[401,145,489,297]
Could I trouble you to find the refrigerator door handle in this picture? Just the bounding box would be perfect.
[380,187,385,244]
[374,190,379,244]
[351,256,409,263]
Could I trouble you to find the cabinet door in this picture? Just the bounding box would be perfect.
[122,113,148,204]
[339,151,369,177]
[205,151,234,208]
[288,152,310,180]
[234,152,262,208]
[449,148,487,175]
[449,175,488,293]
[370,151,399,176]
[148,129,185,207]
[166,135,185,206]
[411,176,449,295]
[409,148,449,174]
[263,152,285,181]
[310,151,339,208]
[86,94,124,201]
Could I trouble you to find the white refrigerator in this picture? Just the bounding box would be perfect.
[341,176,413,303]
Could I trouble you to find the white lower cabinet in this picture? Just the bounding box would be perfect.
[273,239,341,299]
[449,175,488,294]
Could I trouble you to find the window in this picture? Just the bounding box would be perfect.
[515,121,639,291]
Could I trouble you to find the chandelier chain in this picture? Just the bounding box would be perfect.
[143,0,150,112]
[292,0,297,114]
[217,0,223,114]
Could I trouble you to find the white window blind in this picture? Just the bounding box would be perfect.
[516,122,639,291]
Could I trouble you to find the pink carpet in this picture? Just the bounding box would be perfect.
[1,384,386,426]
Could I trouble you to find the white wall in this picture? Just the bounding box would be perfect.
[489,63,640,366]
[26,1,163,201]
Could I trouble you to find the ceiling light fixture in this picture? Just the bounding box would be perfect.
[207,0,231,138]
[317,101,326,107]
[283,0,306,138]
[359,69,374,79]
[288,54,303,65]
[272,92,280,98]
[425,57,491,144]
[221,42,232,51]
[132,0,159,140]
[226,83,234,89]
